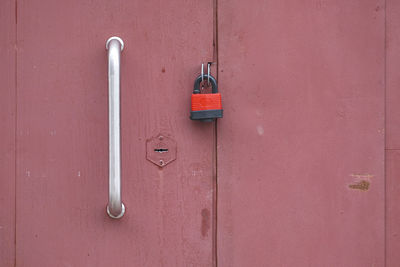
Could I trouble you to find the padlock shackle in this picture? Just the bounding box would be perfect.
[193,74,218,94]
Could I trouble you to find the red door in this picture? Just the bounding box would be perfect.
[217,1,386,266]
[1,0,399,266]
[1,0,216,266]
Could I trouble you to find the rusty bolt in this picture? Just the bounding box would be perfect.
[159,160,164,166]
[158,136,164,141]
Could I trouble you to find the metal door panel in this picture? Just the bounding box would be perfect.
[217,1,385,266]
[0,1,16,266]
[15,1,215,266]
[386,0,400,265]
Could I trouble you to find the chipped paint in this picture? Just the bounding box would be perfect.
[192,169,203,176]
[256,125,264,136]
[348,180,370,191]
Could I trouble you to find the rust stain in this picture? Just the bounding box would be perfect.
[348,180,370,191]
[201,208,210,237]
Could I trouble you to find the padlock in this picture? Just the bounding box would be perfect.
[190,74,223,122]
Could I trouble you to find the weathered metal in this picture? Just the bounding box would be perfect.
[386,1,400,265]
[0,1,16,266]
[13,0,215,266]
[217,0,385,266]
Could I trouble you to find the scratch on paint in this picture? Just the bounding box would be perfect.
[350,174,374,179]
[192,170,203,176]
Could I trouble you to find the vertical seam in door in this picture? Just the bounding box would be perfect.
[212,0,219,266]
[384,0,387,266]
[14,0,18,266]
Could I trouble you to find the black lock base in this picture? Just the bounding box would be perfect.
[190,109,223,122]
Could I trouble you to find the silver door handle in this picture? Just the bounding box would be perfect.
[106,37,125,219]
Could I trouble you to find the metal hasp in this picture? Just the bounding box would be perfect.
[106,36,125,219]
[146,134,177,167]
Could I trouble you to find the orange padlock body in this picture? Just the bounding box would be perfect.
[191,93,222,111]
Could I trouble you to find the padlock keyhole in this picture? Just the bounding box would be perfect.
[200,80,212,93]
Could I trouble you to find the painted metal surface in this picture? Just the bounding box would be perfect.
[386,0,400,150]
[386,0,400,266]
[2,1,396,266]
[146,134,177,167]
[15,0,215,266]
[217,1,385,266]
[0,0,16,266]
[386,151,400,267]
